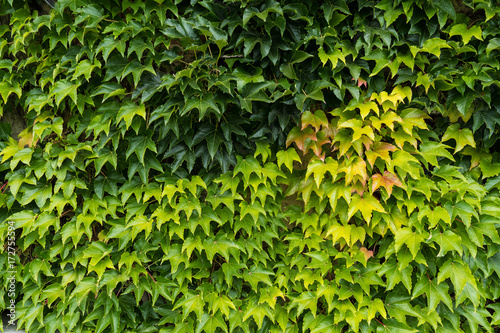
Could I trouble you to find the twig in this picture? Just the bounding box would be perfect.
[221,54,244,58]
[59,209,74,218]
[147,270,157,284]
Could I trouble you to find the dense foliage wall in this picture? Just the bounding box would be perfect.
[1,0,500,332]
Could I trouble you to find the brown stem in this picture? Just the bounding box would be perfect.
[147,270,157,284]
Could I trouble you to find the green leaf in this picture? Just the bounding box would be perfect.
[418,142,454,167]
[486,38,500,56]
[429,229,463,257]
[244,265,274,291]
[239,200,266,223]
[277,148,301,172]
[233,156,261,184]
[242,301,274,329]
[347,100,379,120]
[30,258,54,282]
[83,241,113,266]
[291,291,317,318]
[412,277,453,312]
[433,0,456,20]
[456,305,492,332]
[385,293,423,323]
[10,148,33,170]
[449,23,482,44]
[441,124,476,153]
[305,157,338,187]
[395,228,424,259]
[203,234,238,263]
[348,193,386,224]
[96,35,127,61]
[173,291,205,321]
[176,196,202,220]
[222,258,246,287]
[421,38,452,58]
[254,141,271,163]
[399,108,430,135]
[211,294,236,317]
[126,134,157,165]
[301,110,329,131]
[50,80,78,106]
[116,102,146,130]
[73,59,100,81]
[196,313,228,333]
[418,206,451,228]
[0,81,22,103]
[377,319,417,333]
[182,93,220,120]
[70,277,97,306]
[437,259,477,294]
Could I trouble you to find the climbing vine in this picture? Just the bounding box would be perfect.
[1,0,500,332]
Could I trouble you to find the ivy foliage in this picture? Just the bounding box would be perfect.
[1,0,500,332]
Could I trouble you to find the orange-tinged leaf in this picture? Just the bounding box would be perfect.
[17,127,35,148]
[350,181,366,196]
[303,130,331,159]
[365,142,397,167]
[286,127,317,151]
[351,77,368,88]
[371,171,403,196]
[362,136,373,151]
[301,110,329,131]
[360,247,374,261]
[303,141,326,160]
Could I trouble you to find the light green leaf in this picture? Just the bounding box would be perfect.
[442,124,476,153]
[50,80,78,106]
[305,157,338,187]
[291,292,317,318]
[429,229,462,257]
[395,228,423,259]
[116,102,146,130]
[412,277,453,312]
[437,259,477,294]
[348,193,386,224]
[173,291,205,321]
[277,148,301,172]
[449,23,482,44]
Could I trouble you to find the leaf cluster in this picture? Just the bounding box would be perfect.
[1,0,500,332]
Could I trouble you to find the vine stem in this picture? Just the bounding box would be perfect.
[147,270,158,284]
[59,209,74,218]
